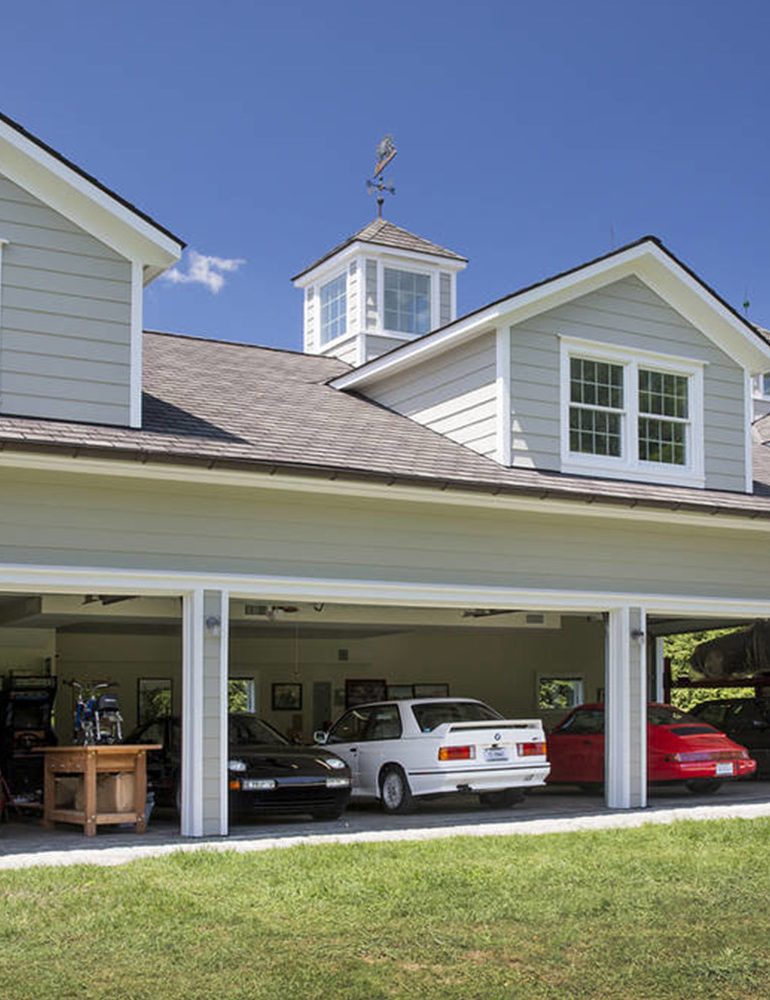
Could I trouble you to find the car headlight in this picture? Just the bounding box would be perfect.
[228,759,247,772]
[325,777,350,788]
[324,757,346,770]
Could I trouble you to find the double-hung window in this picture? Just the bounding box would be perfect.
[320,273,347,344]
[561,339,704,486]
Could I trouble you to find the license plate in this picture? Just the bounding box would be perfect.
[715,762,734,776]
[483,747,509,762]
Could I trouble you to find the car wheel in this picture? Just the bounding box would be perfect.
[685,779,722,795]
[479,789,526,808]
[379,765,414,814]
[311,806,345,821]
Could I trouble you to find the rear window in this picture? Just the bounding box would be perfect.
[412,701,501,733]
[647,706,698,727]
[669,725,718,736]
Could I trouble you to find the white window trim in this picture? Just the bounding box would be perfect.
[559,336,706,488]
[319,271,348,346]
[379,261,433,337]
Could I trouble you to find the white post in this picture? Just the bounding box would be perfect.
[654,637,665,703]
[181,589,229,837]
[605,607,647,809]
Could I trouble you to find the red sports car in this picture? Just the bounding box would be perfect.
[547,703,756,794]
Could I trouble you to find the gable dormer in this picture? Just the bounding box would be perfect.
[292,218,467,366]
[0,112,183,428]
[331,237,770,495]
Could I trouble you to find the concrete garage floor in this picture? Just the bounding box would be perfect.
[3,781,770,869]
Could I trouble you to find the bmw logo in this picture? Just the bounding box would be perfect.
[494,733,502,742]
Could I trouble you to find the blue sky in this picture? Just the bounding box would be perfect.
[3,1,770,349]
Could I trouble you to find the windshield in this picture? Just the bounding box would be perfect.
[228,715,288,746]
[647,706,699,727]
[412,701,501,733]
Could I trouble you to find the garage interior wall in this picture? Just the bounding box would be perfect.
[0,613,605,740]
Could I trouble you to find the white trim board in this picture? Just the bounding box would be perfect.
[331,240,770,390]
[0,563,769,620]
[0,117,182,275]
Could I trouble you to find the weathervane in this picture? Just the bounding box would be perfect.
[366,134,397,218]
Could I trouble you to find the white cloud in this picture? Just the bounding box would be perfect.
[163,249,246,294]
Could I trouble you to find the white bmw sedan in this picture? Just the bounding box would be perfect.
[314,698,549,813]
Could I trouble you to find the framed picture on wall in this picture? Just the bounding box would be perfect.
[137,678,173,725]
[387,684,414,700]
[345,678,387,708]
[413,683,449,698]
[272,682,302,711]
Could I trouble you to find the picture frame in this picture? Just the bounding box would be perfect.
[271,682,303,711]
[345,678,387,708]
[387,684,415,700]
[413,683,449,698]
[137,678,173,725]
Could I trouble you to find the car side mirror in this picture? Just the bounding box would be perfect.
[314,730,329,745]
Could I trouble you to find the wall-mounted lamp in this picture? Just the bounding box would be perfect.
[631,628,646,641]
[205,615,222,637]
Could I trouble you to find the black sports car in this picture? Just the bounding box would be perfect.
[127,713,352,821]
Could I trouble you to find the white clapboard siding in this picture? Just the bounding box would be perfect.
[509,275,747,491]
[365,259,377,330]
[1,467,768,602]
[0,171,132,425]
[365,332,497,457]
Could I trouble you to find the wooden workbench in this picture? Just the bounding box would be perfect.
[37,744,161,836]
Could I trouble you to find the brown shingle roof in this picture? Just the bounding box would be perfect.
[0,331,770,521]
[291,218,466,281]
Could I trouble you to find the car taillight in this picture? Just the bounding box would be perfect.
[517,741,547,757]
[667,750,747,763]
[438,745,476,761]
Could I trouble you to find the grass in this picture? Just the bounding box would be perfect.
[1,819,769,999]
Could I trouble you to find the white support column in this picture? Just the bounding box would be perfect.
[653,637,666,703]
[605,606,647,809]
[181,588,229,837]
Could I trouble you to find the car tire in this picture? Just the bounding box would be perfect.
[311,806,345,821]
[685,779,722,795]
[479,789,526,808]
[379,765,415,814]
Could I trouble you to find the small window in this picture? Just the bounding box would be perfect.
[384,268,431,335]
[538,677,584,712]
[228,678,256,714]
[763,373,770,397]
[320,273,347,344]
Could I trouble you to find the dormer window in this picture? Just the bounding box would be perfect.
[320,273,347,344]
[561,338,704,487]
[384,268,431,335]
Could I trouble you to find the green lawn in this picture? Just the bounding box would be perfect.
[1,819,769,999]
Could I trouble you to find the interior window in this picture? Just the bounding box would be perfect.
[538,677,584,711]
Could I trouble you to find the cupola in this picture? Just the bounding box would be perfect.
[292,217,467,366]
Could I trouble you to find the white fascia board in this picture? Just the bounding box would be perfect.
[2,449,770,534]
[636,245,770,374]
[0,120,182,269]
[294,241,466,288]
[331,240,770,391]
[1,563,770,622]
